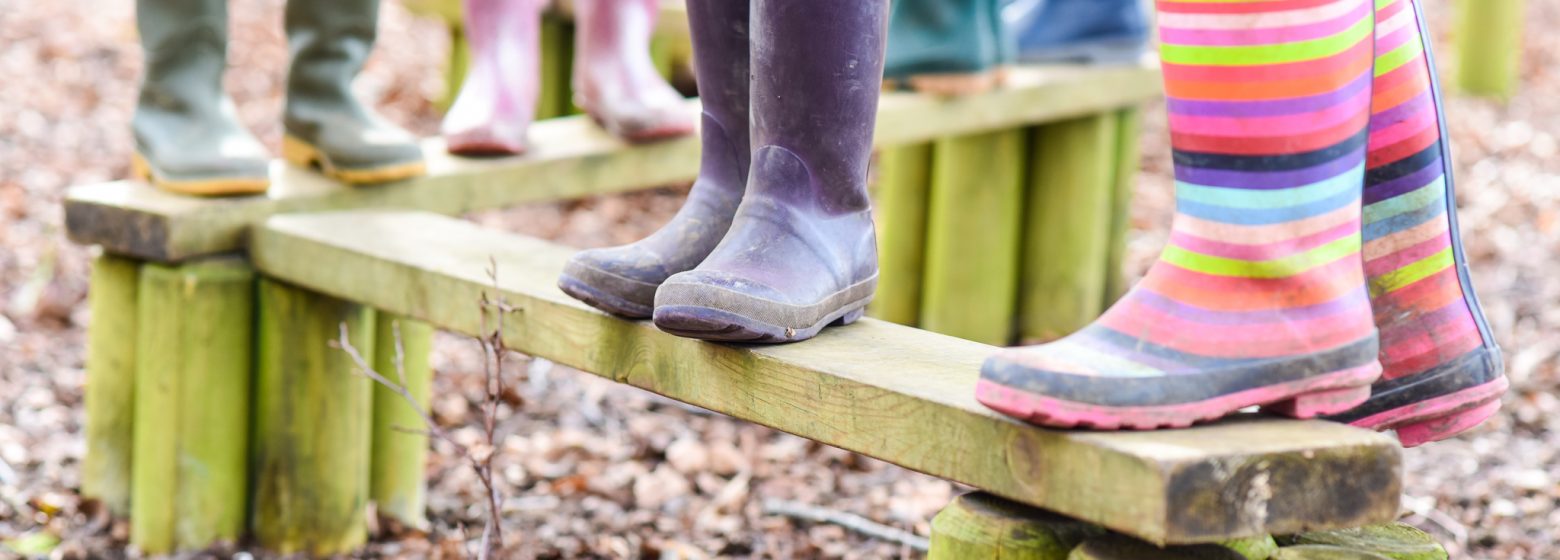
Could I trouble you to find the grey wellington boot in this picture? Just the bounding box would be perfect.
[281,0,425,185]
[652,0,889,343]
[558,0,752,319]
[132,0,270,196]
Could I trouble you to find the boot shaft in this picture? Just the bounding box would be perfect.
[136,0,230,112]
[686,0,753,181]
[284,0,382,122]
[749,0,889,214]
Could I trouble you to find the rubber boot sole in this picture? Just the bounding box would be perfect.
[975,362,1383,430]
[653,274,876,343]
[131,152,270,196]
[282,135,427,185]
[1347,376,1509,447]
[654,300,869,344]
[557,274,654,319]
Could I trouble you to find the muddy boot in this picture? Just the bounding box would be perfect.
[282,0,425,184]
[883,0,1006,95]
[572,0,696,142]
[558,0,752,319]
[1321,0,1505,447]
[977,0,1383,429]
[652,0,888,343]
[442,0,546,156]
[132,0,270,196]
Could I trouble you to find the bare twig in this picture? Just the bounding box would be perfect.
[762,499,930,552]
[332,261,522,559]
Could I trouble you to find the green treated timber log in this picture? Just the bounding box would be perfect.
[130,258,254,553]
[919,129,1026,345]
[1273,546,1394,560]
[251,210,1403,545]
[1102,107,1142,306]
[66,63,1161,263]
[869,143,934,326]
[1285,524,1448,560]
[1455,0,1524,97]
[370,314,434,530]
[928,492,1103,559]
[82,252,139,515]
[252,279,376,556]
[538,14,574,120]
[1020,113,1119,342]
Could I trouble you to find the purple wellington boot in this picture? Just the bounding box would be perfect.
[652,0,889,343]
[442,0,546,156]
[558,0,751,318]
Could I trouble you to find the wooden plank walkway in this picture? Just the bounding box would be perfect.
[250,209,1403,546]
[67,63,1161,263]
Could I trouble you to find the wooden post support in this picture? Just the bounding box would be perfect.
[129,258,255,553]
[370,314,434,530]
[1102,107,1142,306]
[1455,0,1524,97]
[929,492,1104,560]
[442,25,471,111]
[1067,534,1268,560]
[870,143,934,326]
[1272,546,1394,560]
[919,129,1026,345]
[82,252,139,515]
[1284,524,1448,560]
[538,15,571,120]
[1019,113,1120,342]
[251,278,377,556]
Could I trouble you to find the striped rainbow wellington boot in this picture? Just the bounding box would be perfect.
[1321,0,1506,447]
[977,0,1384,429]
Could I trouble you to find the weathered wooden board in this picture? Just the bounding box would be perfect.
[250,210,1402,545]
[68,64,1161,262]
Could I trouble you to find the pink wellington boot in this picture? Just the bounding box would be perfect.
[442,0,546,155]
[572,0,697,142]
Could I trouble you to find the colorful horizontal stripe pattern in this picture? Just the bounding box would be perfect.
[1001,0,1379,377]
[1364,0,1486,381]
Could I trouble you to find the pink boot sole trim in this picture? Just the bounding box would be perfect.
[1349,377,1508,447]
[975,362,1382,431]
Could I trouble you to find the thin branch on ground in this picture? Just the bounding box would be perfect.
[762,499,931,552]
[332,260,521,559]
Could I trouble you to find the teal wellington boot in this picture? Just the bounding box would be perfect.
[884,0,1007,95]
[282,0,425,185]
[132,0,270,196]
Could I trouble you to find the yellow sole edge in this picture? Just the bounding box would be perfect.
[131,152,270,196]
[282,135,427,185]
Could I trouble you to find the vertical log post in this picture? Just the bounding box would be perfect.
[369,314,435,530]
[129,258,255,553]
[928,492,1104,560]
[1455,0,1524,97]
[82,252,139,515]
[1019,114,1119,342]
[870,143,934,326]
[251,279,376,556]
[1102,107,1142,306]
[919,129,1027,345]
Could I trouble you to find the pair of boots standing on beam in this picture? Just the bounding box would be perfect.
[562,0,1507,447]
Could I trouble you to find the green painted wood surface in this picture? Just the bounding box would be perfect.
[251,279,376,556]
[919,129,1026,345]
[250,210,1402,545]
[439,25,470,111]
[82,252,139,515]
[66,63,1161,263]
[1273,545,1394,560]
[129,258,254,553]
[870,143,934,326]
[1020,114,1119,342]
[928,492,1103,560]
[370,314,434,530]
[1455,0,1524,97]
[1102,107,1142,306]
[538,15,574,120]
[1067,535,1252,560]
[1286,524,1447,560]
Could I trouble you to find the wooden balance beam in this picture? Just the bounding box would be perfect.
[65,63,1160,264]
[249,209,1402,546]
